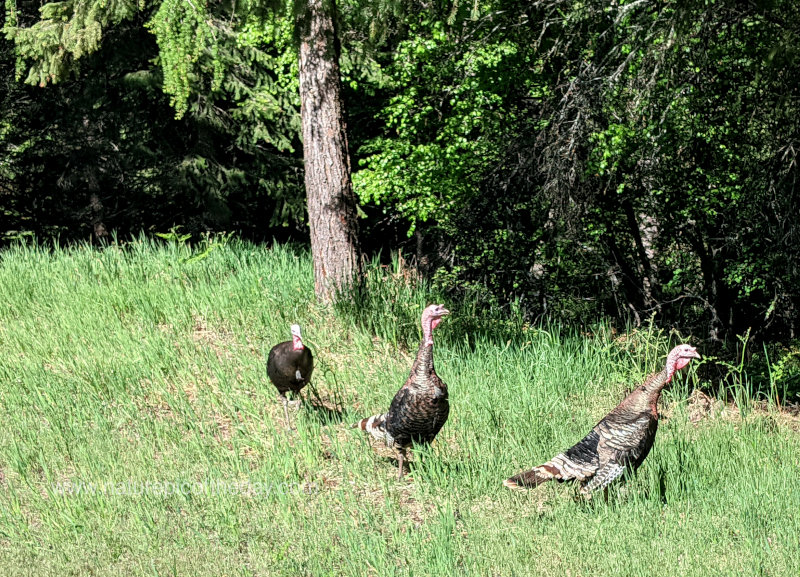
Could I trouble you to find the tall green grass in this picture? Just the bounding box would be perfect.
[0,237,798,576]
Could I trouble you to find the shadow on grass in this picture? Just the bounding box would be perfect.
[302,396,345,426]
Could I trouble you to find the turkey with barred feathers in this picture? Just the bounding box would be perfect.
[354,304,450,480]
[504,343,701,495]
[267,324,314,430]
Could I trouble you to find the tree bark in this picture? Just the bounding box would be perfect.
[296,0,362,302]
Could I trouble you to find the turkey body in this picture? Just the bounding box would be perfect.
[504,344,700,495]
[505,372,664,494]
[267,341,314,397]
[355,304,450,479]
[267,324,314,430]
[381,341,450,449]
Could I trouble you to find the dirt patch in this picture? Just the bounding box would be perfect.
[192,315,237,362]
[140,388,178,422]
[673,388,800,431]
[211,410,234,441]
[473,491,554,519]
[686,389,723,424]
[313,468,438,530]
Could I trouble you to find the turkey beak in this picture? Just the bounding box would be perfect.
[438,307,450,316]
[689,347,701,359]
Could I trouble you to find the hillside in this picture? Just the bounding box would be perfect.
[0,239,798,576]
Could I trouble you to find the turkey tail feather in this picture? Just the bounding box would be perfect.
[503,462,562,490]
[353,413,390,443]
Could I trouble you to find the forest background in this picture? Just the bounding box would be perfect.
[2,0,799,386]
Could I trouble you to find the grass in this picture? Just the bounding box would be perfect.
[0,237,798,576]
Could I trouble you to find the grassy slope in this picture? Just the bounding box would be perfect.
[0,239,798,576]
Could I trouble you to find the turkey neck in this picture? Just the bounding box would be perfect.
[409,339,442,391]
[617,369,669,417]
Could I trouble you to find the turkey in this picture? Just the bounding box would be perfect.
[504,343,700,496]
[267,324,314,430]
[354,304,450,480]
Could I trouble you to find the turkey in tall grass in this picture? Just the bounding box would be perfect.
[504,344,701,495]
[267,324,314,430]
[354,304,450,480]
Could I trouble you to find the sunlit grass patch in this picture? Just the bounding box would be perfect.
[0,238,798,576]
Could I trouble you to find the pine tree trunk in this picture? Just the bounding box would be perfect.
[297,0,361,302]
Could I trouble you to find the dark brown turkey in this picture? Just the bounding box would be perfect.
[504,343,700,496]
[267,324,314,430]
[354,304,450,480]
